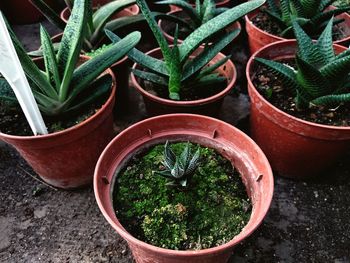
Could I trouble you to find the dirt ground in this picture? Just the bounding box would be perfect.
[0,19,349,263]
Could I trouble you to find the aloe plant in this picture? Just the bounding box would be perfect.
[255,18,350,110]
[1,0,141,117]
[263,0,350,37]
[156,0,228,31]
[30,0,140,51]
[107,0,265,100]
[153,141,200,187]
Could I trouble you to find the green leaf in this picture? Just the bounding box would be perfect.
[311,6,350,25]
[179,0,265,63]
[68,31,141,103]
[131,68,168,86]
[295,55,330,98]
[105,30,169,77]
[57,0,88,102]
[40,25,61,91]
[0,78,18,106]
[254,57,299,92]
[196,56,231,79]
[300,0,319,18]
[29,0,66,30]
[168,26,182,100]
[292,20,324,66]
[280,0,291,24]
[189,73,226,89]
[182,29,239,81]
[27,43,60,57]
[91,0,136,43]
[136,0,173,68]
[64,75,112,114]
[316,17,335,64]
[311,93,350,106]
[5,17,58,99]
[266,0,280,15]
[320,53,350,89]
[202,0,215,24]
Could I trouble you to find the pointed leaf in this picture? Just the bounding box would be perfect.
[29,0,66,30]
[179,0,265,63]
[316,17,335,64]
[132,68,168,86]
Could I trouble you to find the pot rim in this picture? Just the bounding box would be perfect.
[130,47,237,106]
[159,9,242,45]
[94,113,274,257]
[244,5,350,45]
[246,39,350,131]
[0,55,116,140]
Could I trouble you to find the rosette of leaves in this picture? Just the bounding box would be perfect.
[107,0,265,100]
[156,0,228,31]
[1,0,141,117]
[153,141,200,187]
[255,17,350,110]
[263,0,350,38]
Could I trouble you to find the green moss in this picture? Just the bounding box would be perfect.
[113,142,251,250]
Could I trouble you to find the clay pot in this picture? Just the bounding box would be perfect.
[170,0,232,12]
[159,10,241,55]
[0,56,116,189]
[245,6,350,54]
[2,0,44,24]
[94,113,274,263]
[246,40,350,179]
[131,47,237,116]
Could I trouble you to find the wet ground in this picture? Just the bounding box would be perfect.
[0,18,349,263]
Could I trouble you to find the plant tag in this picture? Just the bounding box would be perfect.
[0,12,48,135]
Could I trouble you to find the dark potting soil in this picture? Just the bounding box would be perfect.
[0,94,109,136]
[113,142,251,250]
[252,61,350,126]
[251,10,347,41]
[139,75,227,101]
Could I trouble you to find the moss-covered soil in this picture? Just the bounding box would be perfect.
[113,142,251,250]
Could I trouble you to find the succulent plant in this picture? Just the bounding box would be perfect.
[156,0,228,30]
[255,17,350,110]
[107,0,265,100]
[263,0,350,38]
[1,0,141,117]
[153,141,200,187]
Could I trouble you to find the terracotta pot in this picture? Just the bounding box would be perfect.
[246,40,350,179]
[60,3,139,23]
[0,56,116,189]
[131,47,237,116]
[245,6,350,54]
[2,0,44,24]
[159,10,241,55]
[170,0,232,12]
[94,113,274,263]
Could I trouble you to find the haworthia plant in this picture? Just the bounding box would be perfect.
[107,0,265,100]
[30,0,184,53]
[263,0,350,38]
[156,0,228,31]
[255,18,350,109]
[1,0,141,116]
[153,141,200,187]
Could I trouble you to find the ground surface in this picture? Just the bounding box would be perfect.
[0,18,350,263]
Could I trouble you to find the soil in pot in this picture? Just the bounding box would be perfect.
[137,73,227,101]
[251,60,350,126]
[251,8,348,41]
[0,80,111,136]
[113,141,251,250]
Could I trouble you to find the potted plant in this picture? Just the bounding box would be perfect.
[157,0,241,55]
[0,0,141,188]
[246,18,350,179]
[245,0,350,54]
[94,113,274,263]
[108,0,265,116]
